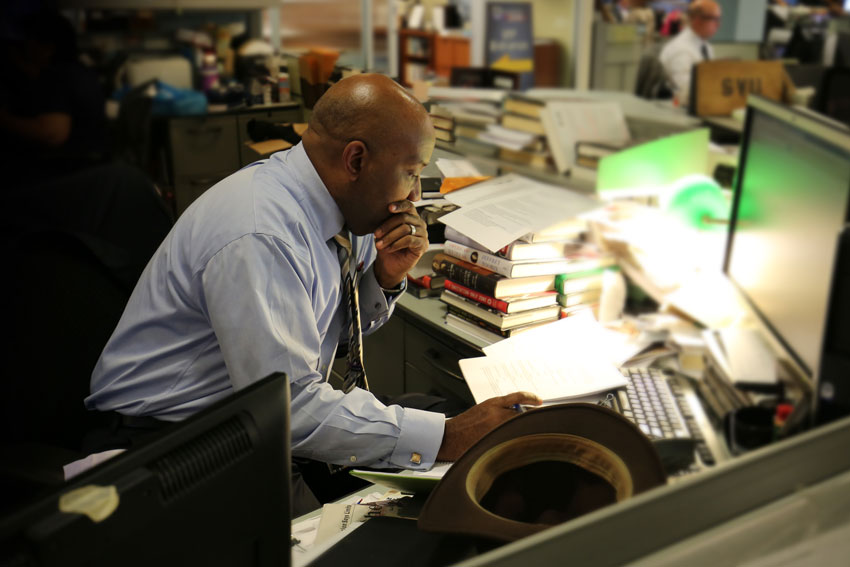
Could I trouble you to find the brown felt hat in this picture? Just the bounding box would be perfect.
[417,403,667,542]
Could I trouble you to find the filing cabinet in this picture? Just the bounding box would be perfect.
[166,102,302,215]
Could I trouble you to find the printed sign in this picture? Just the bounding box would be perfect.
[486,2,534,90]
[693,60,795,117]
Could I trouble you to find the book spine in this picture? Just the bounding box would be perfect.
[557,289,602,308]
[444,241,515,277]
[555,272,605,294]
[432,253,500,296]
[443,279,509,313]
[407,274,439,289]
[446,305,511,337]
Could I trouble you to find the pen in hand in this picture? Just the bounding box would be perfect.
[512,403,527,414]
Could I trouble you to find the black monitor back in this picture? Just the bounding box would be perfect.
[0,373,291,567]
[816,226,850,424]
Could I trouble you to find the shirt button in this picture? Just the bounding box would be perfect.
[349,455,357,463]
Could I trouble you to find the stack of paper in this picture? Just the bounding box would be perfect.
[459,313,640,404]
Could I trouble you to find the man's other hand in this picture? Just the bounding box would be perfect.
[436,392,543,462]
[373,199,428,288]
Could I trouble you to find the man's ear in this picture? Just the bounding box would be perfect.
[341,140,368,180]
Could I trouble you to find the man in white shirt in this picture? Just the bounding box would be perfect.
[659,0,722,106]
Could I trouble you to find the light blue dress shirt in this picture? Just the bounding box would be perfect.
[87,143,444,470]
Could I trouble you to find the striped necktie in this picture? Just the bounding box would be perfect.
[333,230,369,393]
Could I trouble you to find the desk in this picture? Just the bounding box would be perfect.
[293,413,850,567]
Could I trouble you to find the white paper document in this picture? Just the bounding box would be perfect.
[458,353,627,404]
[435,158,483,178]
[439,174,601,252]
[483,311,649,367]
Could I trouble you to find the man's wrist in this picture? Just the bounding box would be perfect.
[380,277,406,297]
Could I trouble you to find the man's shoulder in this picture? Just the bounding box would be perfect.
[659,31,698,64]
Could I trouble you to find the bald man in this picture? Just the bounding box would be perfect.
[86,74,539,512]
[659,0,722,106]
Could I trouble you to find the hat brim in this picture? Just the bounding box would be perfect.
[417,403,667,542]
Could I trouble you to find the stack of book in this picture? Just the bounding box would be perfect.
[495,95,555,171]
[432,223,597,341]
[574,140,632,169]
[430,104,455,144]
[426,86,505,158]
[406,245,447,299]
[554,264,616,319]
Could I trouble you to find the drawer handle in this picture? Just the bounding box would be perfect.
[422,348,464,382]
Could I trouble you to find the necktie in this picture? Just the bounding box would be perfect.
[701,43,711,61]
[333,231,369,394]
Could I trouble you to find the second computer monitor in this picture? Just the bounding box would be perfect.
[724,96,850,414]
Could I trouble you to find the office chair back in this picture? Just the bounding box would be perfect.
[0,230,128,450]
[635,46,673,100]
[816,67,850,127]
[0,164,173,491]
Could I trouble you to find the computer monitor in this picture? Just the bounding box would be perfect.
[0,373,291,567]
[723,96,850,422]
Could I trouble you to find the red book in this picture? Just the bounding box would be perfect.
[407,273,446,289]
[443,279,558,314]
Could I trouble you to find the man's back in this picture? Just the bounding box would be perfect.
[87,146,348,421]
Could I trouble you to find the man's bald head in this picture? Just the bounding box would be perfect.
[307,74,431,155]
[688,0,721,40]
[302,74,436,235]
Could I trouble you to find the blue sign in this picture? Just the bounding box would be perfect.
[486,2,534,90]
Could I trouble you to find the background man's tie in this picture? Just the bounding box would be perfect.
[333,231,369,393]
[701,43,711,61]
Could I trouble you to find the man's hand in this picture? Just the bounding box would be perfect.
[436,392,543,462]
[373,200,428,289]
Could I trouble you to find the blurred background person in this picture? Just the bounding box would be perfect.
[0,10,108,188]
[659,0,722,106]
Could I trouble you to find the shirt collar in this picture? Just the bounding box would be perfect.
[285,142,345,242]
[683,26,705,49]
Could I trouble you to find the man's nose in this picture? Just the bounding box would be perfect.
[407,178,421,202]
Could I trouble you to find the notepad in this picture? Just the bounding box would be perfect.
[349,462,452,494]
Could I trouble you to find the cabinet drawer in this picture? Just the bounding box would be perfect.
[169,116,240,177]
[173,172,230,214]
[405,362,475,407]
[404,326,475,405]
[362,316,405,397]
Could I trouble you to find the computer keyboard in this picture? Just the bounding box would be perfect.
[603,367,717,469]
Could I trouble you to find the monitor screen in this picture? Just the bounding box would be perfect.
[724,97,850,380]
[0,373,291,567]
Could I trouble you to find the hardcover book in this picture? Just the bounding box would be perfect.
[431,253,556,298]
[443,241,574,278]
[441,290,560,330]
[443,279,557,314]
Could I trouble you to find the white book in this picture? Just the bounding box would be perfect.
[444,240,573,278]
[444,226,579,261]
[540,101,630,174]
